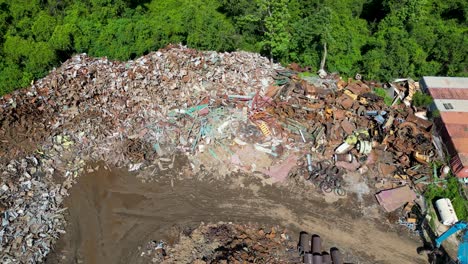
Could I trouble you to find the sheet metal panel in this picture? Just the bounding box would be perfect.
[429,88,468,100]
[444,123,468,138]
[434,99,468,112]
[440,112,468,125]
[450,138,468,154]
[422,76,468,89]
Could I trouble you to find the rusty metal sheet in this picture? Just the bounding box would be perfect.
[428,88,468,100]
[340,120,355,135]
[346,81,370,95]
[405,114,432,130]
[333,109,346,120]
[336,95,354,109]
[379,163,397,176]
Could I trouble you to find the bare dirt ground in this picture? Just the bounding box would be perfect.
[46,159,427,264]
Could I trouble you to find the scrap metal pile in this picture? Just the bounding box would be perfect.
[140,223,297,263]
[0,45,436,262]
[139,223,349,264]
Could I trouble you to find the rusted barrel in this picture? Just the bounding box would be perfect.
[312,235,322,254]
[304,253,313,264]
[299,232,311,254]
[330,248,343,264]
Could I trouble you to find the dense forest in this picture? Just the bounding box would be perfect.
[0,0,466,95]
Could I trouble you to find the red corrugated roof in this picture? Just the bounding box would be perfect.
[437,112,468,177]
[444,123,468,138]
[428,88,468,100]
[440,112,468,125]
[451,138,468,153]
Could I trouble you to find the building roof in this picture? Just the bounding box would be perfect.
[428,88,468,100]
[442,123,468,138]
[440,112,468,151]
[422,77,468,177]
[434,99,468,113]
[422,76,468,89]
[440,112,468,125]
[438,111,468,177]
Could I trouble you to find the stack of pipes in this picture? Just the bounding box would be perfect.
[298,232,344,264]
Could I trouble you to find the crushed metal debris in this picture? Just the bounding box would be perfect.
[0,45,437,262]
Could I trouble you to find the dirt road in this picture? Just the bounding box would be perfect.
[46,161,427,264]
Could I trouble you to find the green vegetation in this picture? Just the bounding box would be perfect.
[431,109,441,118]
[424,176,468,220]
[428,207,437,230]
[373,87,394,106]
[0,0,467,95]
[413,91,434,108]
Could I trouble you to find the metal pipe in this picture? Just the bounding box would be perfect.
[312,235,322,254]
[322,253,332,264]
[300,129,307,143]
[307,154,313,172]
[304,253,313,264]
[313,254,323,264]
[299,232,311,255]
[330,248,343,264]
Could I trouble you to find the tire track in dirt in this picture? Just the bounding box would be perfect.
[46,163,427,264]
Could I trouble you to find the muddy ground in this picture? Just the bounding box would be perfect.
[46,159,428,264]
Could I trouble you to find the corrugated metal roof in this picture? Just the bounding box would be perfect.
[424,77,468,177]
[451,138,468,153]
[444,123,468,138]
[440,112,468,125]
[428,88,468,100]
[460,153,468,165]
[434,99,468,112]
[437,111,468,177]
[421,76,468,89]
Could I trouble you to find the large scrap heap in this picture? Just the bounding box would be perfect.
[0,45,436,262]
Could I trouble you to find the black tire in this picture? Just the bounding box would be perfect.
[335,188,346,196]
[320,181,333,193]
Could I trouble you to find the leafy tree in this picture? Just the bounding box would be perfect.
[412,91,433,107]
[0,0,467,95]
[257,0,291,61]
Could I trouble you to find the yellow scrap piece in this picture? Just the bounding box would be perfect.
[325,107,333,119]
[394,174,408,180]
[63,141,74,147]
[62,136,74,148]
[343,90,358,100]
[345,135,358,145]
[354,128,369,137]
[414,151,430,164]
[257,121,271,137]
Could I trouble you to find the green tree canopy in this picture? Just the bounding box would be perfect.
[0,0,467,95]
